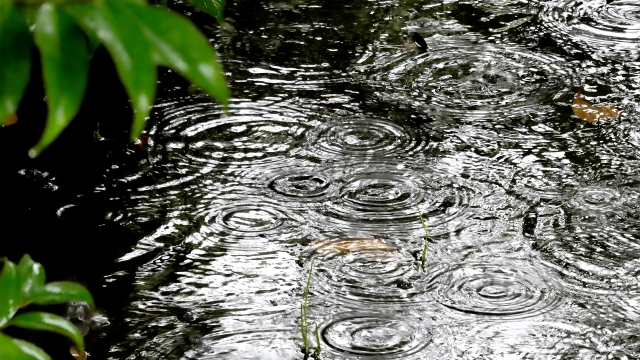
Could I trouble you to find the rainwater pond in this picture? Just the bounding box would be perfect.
[60,0,640,358]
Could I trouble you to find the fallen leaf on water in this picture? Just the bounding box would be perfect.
[572,86,620,123]
[70,347,87,360]
[2,113,18,126]
[310,238,397,255]
[489,16,532,33]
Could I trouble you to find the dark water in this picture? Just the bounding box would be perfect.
[22,0,640,358]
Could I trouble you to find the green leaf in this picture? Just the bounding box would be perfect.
[68,0,229,141]
[0,7,31,127]
[0,260,21,328]
[68,2,156,141]
[30,4,90,157]
[0,333,51,360]
[9,312,84,351]
[17,255,45,302]
[83,25,100,58]
[118,2,229,106]
[29,282,94,310]
[132,3,229,108]
[188,0,225,24]
[0,0,12,22]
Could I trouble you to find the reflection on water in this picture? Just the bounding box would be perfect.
[83,0,640,357]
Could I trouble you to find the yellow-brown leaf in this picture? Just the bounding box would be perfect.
[572,87,620,123]
[310,238,397,255]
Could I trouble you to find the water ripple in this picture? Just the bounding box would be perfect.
[428,320,591,359]
[316,164,476,234]
[568,185,622,211]
[304,117,431,159]
[321,311,431,358]
[355,36,574,114]
[535,185,640,294]
[149,97,309,170]
[306,240,424,306]
[201,198,307,244]
[267,169,338,203]
[540,0,640,55]
[426,260,563,319]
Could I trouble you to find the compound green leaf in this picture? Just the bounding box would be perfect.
[17,255,45,302]
[68,1,156,141]
[28,282,94,310]
[9,312,84,351]
[30,4,90,157]
[188,0,225,24]
[0,260,21,328]
[0,7,31,127]
[0,333,50,360]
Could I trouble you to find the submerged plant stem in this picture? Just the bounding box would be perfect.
[416,205,429,267]
[301,303,308,355]
[314,323,321,358]
[301,260,314,356]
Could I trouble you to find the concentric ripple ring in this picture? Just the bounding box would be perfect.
[322,311,431,358]
[540,0,640,52]
[305,117,430,158]
[427,261,562,318]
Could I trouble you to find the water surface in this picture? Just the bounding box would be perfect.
[74,0,640,358]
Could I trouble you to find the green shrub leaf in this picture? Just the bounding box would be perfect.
[17,255,45,302]
[0,7,31,126]
[0,1,12,22]
[30,4,90,157]
[132,3,229,107]
[68,1,156,141]
[189,0,225,24]
[0,260,21,328]
[0,333,51,360]
[28,282,94,310]
[9,312,84,351]
[114,1,231,138]
[67,0,228,142]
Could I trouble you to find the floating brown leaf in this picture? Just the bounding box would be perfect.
[2,113,18,126]
[310,238,397,255]
[572,86,620,123]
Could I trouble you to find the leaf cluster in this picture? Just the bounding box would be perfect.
[0,0,228,157]
[0,254,94,360]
